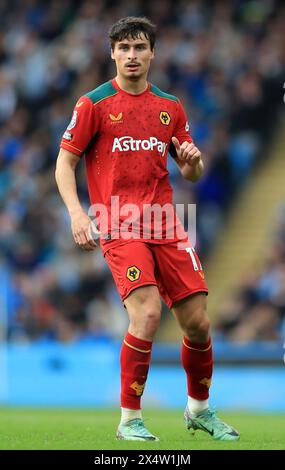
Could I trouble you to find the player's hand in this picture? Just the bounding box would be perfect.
[70,210,98,251]
[172,137,201,167]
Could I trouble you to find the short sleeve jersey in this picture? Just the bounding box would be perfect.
[60,78,192,254]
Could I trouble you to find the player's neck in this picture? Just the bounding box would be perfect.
[115,75,148,95]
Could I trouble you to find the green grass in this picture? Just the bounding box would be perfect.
[0,408,284,450]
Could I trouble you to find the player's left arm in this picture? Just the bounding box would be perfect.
[171,100,204,183]
[171,137,204,182]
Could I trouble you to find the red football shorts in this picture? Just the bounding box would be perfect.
[104,241,208,309]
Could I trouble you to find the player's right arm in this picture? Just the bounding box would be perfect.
[55,148,97,251]
[55,95,98,251]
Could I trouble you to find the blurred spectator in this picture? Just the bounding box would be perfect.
[216,204,285,342]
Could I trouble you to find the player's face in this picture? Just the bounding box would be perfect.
[111,35,154,81]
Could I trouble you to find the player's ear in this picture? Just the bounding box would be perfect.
[150,48,155,60]
[111,48,114,60]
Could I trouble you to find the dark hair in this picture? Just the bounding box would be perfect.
[109,16,156,51]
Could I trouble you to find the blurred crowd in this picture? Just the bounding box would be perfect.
[0,0,284,343]
[215,204,285,342]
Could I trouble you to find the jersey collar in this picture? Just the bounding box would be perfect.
[111,78,150,96]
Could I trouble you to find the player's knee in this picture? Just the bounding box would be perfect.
[126,287,161,339]
[130,307,161,340]
[183,310,210,341]
[143,306,161,334]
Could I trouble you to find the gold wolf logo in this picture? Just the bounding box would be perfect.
[127,266,141,281]
[159,111,171,125]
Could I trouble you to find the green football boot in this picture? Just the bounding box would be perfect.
[184,406,240,441]
[116,418,159,441]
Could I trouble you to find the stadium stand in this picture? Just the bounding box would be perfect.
[0,0,284,345]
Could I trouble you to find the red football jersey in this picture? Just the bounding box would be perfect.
[60,78,192,253]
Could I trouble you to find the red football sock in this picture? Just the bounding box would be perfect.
[120,331,152,410]
[181,336,213,400]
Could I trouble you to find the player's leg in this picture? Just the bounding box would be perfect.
[173,292,212,412]
[104,242,160,441]
[173,292,213,417]
[116,285,161,441]
[173,293,239,440]
[152,242,239,440]
[121,285,161,415]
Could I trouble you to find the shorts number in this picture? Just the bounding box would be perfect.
[186,247,202,271]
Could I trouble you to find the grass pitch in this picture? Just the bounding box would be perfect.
[0,408,284,450]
